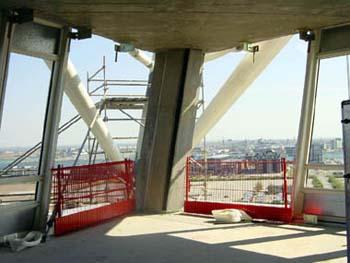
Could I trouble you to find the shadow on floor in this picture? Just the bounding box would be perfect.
[0,214,346,263]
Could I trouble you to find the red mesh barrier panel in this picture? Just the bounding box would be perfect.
[51,160,135,235]
[184,158,294,222]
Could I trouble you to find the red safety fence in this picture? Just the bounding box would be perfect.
[184,158,294,222]
[51,160,135,235]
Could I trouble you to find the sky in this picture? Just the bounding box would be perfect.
[0,34,349,148]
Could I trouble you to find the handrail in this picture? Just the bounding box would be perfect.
[0,114,81,176]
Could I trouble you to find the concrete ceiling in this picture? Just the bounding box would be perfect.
[1,1,350,52]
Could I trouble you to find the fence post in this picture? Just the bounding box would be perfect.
[57,165,62,218]
[124,159,130,200]
[185,157,190,202]
[89,167,93,204]
[282,158,288,208]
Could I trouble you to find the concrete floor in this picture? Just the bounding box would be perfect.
[0,214,347,263]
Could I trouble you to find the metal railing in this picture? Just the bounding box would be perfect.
[51,160,135,235]
[185,158,292,208]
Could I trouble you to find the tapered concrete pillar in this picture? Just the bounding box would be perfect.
[137,49,203,212]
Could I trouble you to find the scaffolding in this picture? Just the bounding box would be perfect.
[196,72,209,200]
[0,56,148,176]
[75,57,148,165]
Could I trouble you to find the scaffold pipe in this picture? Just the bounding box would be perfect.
[193,35,292,146]
[45,59,123,162]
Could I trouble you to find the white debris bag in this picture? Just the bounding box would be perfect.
[6,231,43,252]
[212,209,252,223]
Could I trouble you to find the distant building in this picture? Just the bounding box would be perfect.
[207,154,231,161]
[246,149,281,173]
[251,149,280,161]
[310,143,323,163]
[285,146,296,161]
[330,138,342,150]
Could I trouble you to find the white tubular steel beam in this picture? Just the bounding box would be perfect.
[45,59,123,161]
[193,36,292,147]
[128,49,154,69]
[63,60,123,161]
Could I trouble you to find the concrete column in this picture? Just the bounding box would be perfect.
[135,70,152,160]
[34,27,70,231]
[0,12,12,130]
[137,49,203,212]
[293,31,321,216]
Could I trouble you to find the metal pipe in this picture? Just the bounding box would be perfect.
[119,109,145,127]
[193,36,292,147]
[292,31,321,216]
[89,79,147,83]
[0,114,81,175]
[45,59,124,162]
[73,129,89,166]
[107,118,144,121]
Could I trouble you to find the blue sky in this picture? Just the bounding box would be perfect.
[0,34,348,147]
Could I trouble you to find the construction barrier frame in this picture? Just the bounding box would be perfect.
[52,160,135,236]
[184,157,293,223]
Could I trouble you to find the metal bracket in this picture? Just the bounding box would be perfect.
[299,30,315,52]
[344,173,350,179]
[242,42,259,62]
[242,42,259,53]
[299,30,315,42]
[114,43,135,62]
[342,119,350,124]
[69,27,92,40]
[8,8,33,24]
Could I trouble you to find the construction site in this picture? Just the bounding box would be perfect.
[0,1,350,262]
